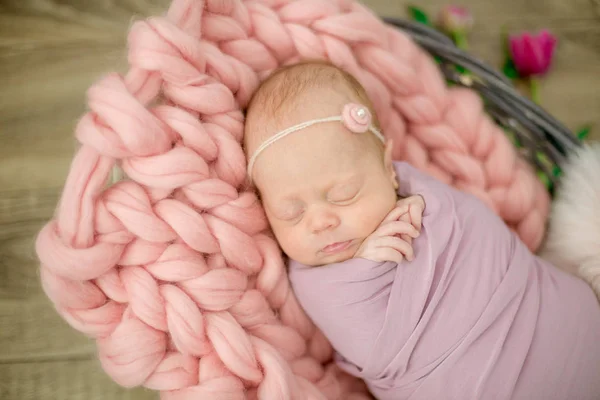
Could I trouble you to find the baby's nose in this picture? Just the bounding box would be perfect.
[309,207,340,233]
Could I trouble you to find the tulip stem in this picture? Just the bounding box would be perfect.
[451,31,469,50]
[529,77,541,104]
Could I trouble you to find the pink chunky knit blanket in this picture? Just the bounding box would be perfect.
[34,0,551,399]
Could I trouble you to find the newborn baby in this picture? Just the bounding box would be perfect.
[243,61,600,399]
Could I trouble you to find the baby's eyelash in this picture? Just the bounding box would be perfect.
[285,210,304,225]
[280,208,304,221]
[329,190,360,204]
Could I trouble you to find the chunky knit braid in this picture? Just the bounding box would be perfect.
[35,0,550,398]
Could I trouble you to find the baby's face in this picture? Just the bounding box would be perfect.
[251,110,398,266]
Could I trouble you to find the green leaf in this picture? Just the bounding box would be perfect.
[407,5,431,26]
[500,26,522,80]
[536,170,552,191]
[576,124,592,141]
[535,151,553,169]
[455,64,467,74]
[552,165,562,177]
[502,57,519,80]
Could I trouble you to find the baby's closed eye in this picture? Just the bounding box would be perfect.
[273,202,304,221]
[328,183,361,203]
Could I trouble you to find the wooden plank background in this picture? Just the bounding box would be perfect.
[1,0,598,399]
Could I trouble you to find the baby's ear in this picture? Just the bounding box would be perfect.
[384,139,399,189]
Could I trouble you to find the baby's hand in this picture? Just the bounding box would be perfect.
[353,197,424,264]
[395,195,425,246]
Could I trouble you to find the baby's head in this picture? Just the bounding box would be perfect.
[244,61,399,266]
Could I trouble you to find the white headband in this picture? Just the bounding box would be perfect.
[247,103,385,178]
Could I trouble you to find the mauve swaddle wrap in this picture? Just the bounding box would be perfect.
[289,162,600,400]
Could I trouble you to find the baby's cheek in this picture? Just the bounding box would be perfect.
[355,197,395,234]
[352,209,379,236]
[273,226,306,258]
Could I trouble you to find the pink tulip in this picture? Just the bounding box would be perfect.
[509,30,557,77]
[438,5,473,34]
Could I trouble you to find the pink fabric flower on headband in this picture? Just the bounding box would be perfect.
[342,103,371,133]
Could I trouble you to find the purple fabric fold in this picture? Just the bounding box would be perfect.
[289,162,600,399]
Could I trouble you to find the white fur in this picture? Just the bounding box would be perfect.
[540,141,600,298]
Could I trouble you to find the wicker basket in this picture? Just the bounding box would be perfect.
[383,18,583,195]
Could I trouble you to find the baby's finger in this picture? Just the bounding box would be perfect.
[376,220,420,239]
[408,205,423,232]
[399,233,412,246]
[400,195,424,207]
[396,216,413,245]
[398,210,412,226]
[376,236,415,261]
[376,247,405,264]
[394,200,409,212]
[383,205,406,223]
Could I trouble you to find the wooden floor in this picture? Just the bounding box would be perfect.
[0,0,598,399]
